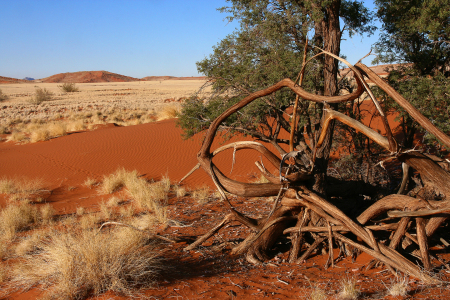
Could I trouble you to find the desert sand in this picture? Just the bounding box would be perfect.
[1,79,449,299]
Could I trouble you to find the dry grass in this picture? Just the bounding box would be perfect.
[99,202,113,220]
[59,83,79,93]
[29,87,53,105]
[79,213,101,230]
[76,207,85,216]
[0,177,46,202]
[308,285,327,300]
[107,196,122,207]
[99,168,139,194]
[386,275,409,297]
[0,237,7,260]
[40,203,56,224]
[339,278,360,300]
[156,104,181,121]
[6,131,28,143]
[1,79,209,145]
[192,186,211,204]
[11,228,162,299]
[174,185,187,198]
[83,177,97,189]
[14,230,49,257]
[98,169,170,224]
[0,203,39,241]
[0,88,8,102]
[0,263,7,284]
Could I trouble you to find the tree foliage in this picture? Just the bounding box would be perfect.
[373,0,450,75]
[373,0,450,151]
[178,0,375,151]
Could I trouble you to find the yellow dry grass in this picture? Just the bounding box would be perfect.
[1,80,210,145]
[11,228,162,299]
[156,104,181,121]
[0,202,39,241]
[0,176,46,203]
[339,277,360,300]
[192,186,211,204]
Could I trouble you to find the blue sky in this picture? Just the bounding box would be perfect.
[1,0,381,79]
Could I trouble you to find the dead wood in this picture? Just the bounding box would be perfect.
[184,56,449,284]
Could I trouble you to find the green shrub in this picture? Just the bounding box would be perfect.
[59,83,79,93]
[30,88,53,105]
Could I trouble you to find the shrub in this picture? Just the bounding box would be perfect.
[29,88,53,105]
[0,89,8,102]
[59,83,79,93]
[12,228,162,299]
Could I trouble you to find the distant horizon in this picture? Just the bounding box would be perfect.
[1,1,382,80]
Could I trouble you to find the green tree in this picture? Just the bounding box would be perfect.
[178,0,375,194]
[373,0,450,150]
[373,0,450,75]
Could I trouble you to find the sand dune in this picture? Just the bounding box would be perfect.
[0,119,267,207]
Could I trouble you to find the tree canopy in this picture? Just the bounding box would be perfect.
[373,0,450,75]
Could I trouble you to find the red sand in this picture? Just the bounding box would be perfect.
[1,118,449,299]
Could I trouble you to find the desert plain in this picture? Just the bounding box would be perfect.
[0,76,449,300]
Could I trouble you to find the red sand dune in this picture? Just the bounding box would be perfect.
[0,120,270,211]
[0,76,28,84]
[39,71,140,83]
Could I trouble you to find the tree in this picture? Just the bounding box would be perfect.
[373,0,450,150]
[178,0,375,194]
[373,0,450,75]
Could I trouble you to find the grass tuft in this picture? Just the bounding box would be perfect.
[192,186,211,204]
[156,104,180,121]
[339,277,360,300]
[83,177,98,189]
[0,203,39,241]
[11,228,162,299]
[387,275,409,297]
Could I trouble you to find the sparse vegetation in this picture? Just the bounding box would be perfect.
[11,228,163,299]
[0,89,8,102]
[39,203,56,224]
[0,202,39,241]
[83,177,97,188]
[192,186,211,204]
[0,177,46,202]
[29,87,53,105]
[308,285,327,300]
[156,104,180,121]
[386,275,409,297]
[339,278,360,300]
[59,83,79,93]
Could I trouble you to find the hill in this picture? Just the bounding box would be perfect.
[141,76,208,81]
[0,76,28,84]
[39,71,140,83]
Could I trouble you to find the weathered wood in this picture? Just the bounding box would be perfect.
[416,217,432,270]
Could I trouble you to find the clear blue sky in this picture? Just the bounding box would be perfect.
[1,0,381,79]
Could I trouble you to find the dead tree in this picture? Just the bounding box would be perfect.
[183,54,450,284]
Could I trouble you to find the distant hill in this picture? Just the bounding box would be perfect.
[0,76,28,84]
[40,71,140,83]
[141,76,207,81]
[23,77,35,81]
